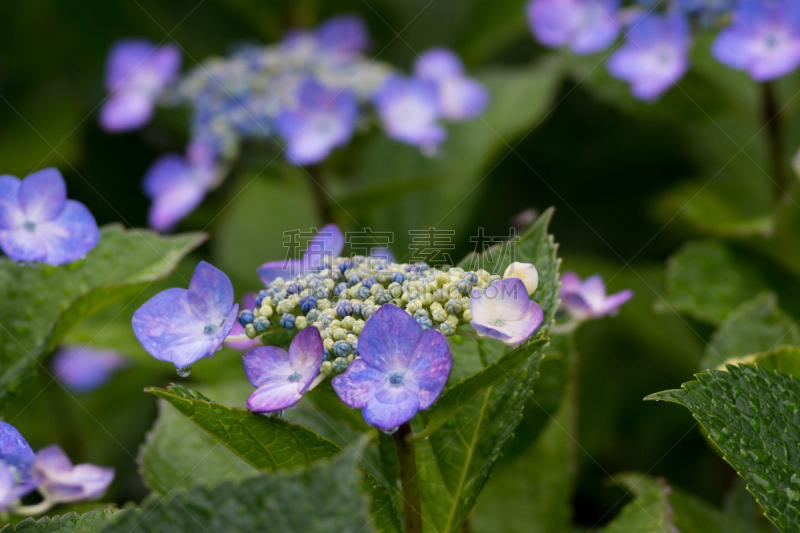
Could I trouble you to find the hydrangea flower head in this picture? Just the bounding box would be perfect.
[373,75,445,151]
[133,261,238,368]
[0,422,39,509]
[559,271,633,319]
[470,278,543,346]
[712,0,800,81]
[607,12,690,100]
[0,168,100,265]
[257,224,344,285]
[244,326,324,413]
[34,445,114,504]
[143,141,219,232]
[275,79,358,165]
[413,49,489,120]
[52,346,128,393]
[527,0,621,54]
[332,304,453,431]
[100,40,181,132]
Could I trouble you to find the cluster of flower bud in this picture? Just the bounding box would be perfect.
[237,256,499,376]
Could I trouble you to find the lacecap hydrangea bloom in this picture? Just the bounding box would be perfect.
[101,15,488,231]
[559,271,633,319]
[0,168,100,265]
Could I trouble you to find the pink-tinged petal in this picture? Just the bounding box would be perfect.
[358,304,421,372]
[99,91,155,132]
[315,15,370,56]
[33,200,100,265]
[0,176,24,229]
[105,40,156,90]
[580,274,606,303]
[18,168,66,222]
[187,261,235,324]
[414,48,464,80]
[407,329,452,410]
[226,293,262,351]
[247,380,304,412]
[34,445,72,472]
[303,224,344,270]
[362,388,420,431]
[332,358,386,409]
[472,300,543,346]
[35,445,114,503]
[559,292,592,315]
[439,77,489,120]
[288,327,324,389]
[243,346,295,388]
[595,289,634,316]
[52,346,128,393]
[470,279,530,323]
[471,321,514,343]
[257,259,303,285]
[560,271,582,291]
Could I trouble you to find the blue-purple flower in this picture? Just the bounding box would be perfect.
[143,141,219,232]
[100,40,181,132]
[52,346,128,393]
[607,13,690,100]
[0,168,100,265]
[133,261,238,369]
[33,445,114,504]
[0,422,39,509]
[470,278,543,347]
[258,224,345,285]
[332,304,453,431]
[374,75,445,151]
[413,49,489,121]
[712,0,800,81]
[559,271,633,319]
[244,327,324,413]
[527,0,620,54]
[275,79,358,165]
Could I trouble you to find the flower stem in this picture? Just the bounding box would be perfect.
[14,497,54,516]
[224,333,253,343]
[762,82,786,201]
[393,422,423,533]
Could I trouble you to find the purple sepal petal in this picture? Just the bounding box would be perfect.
[19,169,66,223]
[470,279,544,346]
[439,77,489,120]
[358,304,421,373]
[315,15,370,56]
[257,259,302,286]
[225,293,262,351]
[0,176,24,229]
[99,91,155,132]
[31,201,101,265]
[303,224,344,271]
[188,261,236,324]
[559,271,633,318]
[363,389,420,431]
[288,327,325,379]
[331,358,386,408]
[414,49,465,80]
[52,346,128,393]
[0,423,35,481]
[370,247,395,262]
[407,329,453,410]
[35,445,114,504]
[374,75,446,148]
[527,0,620,54]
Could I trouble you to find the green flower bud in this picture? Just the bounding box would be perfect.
[317,298,331,310]
[295,316,308,330]
[419,293,434,306]
[433,289,448,303]
[321,361,333,374]
[435,272,449,286]
[324,338,335,351]
[341,316,355,330]
[353,319,365,334]
[260,305,274,318]
[440,321,457,336]
[462,309,472,322]
[245,323,257,339]
[333,327,348,341]
[273,277,286,287]
[432,308,448,323]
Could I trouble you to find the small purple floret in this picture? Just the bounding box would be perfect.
[34,445,114,504]
[0,168,100,265]
[332,304,453,431]
[413,49,489,121]
[244,327,324,413]
[470,278,543,347]
[527,0,620,54]
[132,261,238,368]
[257,224,344,285]
[559,271,633,319]
[52,346,128,393]
[373,75,445,151]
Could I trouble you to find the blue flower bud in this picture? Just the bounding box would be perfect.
[332,357,348,373]
[463,272,478,284]
[362,277,377,289]
[323,348,330,360]
[333,340,351,357]
[414,308,430,320]
[355,285,371,300]
[299,295,317,312]
[374,290,391,305]
[348,274,362,287]
[238,309,254,326]
[315,286,330,299]
[445,299,462,315]
[338,259,354,272]
[390,271,405,284]
[363,305,376,319]
[274,291,287,302]
[255,289,269,307]
[417,316,433,330]
[306,308,320,322]
[433,288,448,303]
[352,301,366,317]
[333,283,349,297]
[456,279,472,294]
[254,316,271,333]
[280,313,296,329]
[337,300,354,318]
[284,282,301,295]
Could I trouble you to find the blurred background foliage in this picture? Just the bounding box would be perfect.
[2,0,797,530]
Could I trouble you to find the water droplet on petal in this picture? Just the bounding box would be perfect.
[382,427,399,435]
[177,366,192,377]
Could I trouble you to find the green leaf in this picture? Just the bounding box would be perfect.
[408,209,560,533]
[145,384,341,472]
[0,225,204,404]
[102,437,378,533]
[603,474,752,533]
[409,336,548,442]
[699,293,800,371]
[647,364,800,532]
[0,509,119,533]
[664,241,770,325]
[753,345,800,377]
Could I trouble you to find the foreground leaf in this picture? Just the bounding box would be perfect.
[0,509,119,533]
[0,225,203,405]
[648,365,800,532]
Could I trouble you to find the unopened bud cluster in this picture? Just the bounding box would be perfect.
[237,256,500,376]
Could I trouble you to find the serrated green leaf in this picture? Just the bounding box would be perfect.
[1,509,120,533]
[700,293,800,371]
[146,384,341,471]
[664,241,770,325]
[647,365,800,532]
[403,209,560,533]
[0,225,204,404]
[102,437,377,533]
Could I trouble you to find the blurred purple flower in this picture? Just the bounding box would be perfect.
[470,278,543,346]
[0,168,100,265]
[712,0,800,81]
[143,141,219,232]
[332,304,452,431]
[374,75,445,151]
[244,327,324,413]
[370,247,395,262]
[133,261,239,369]
[527,0,620,54]
[52,346,128,393]
[225,293,262,351]
[34,445,114,504]
[275,79,358,165]
[559,271,633,318]
[257,224,344,285]
[283,14,370,58]
[413,49,489,121]
[100,40,181,132]
[607,12,690,100]
[0,422,39,509]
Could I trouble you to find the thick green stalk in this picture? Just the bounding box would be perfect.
[762,82,786,201]
[393,422,423,533]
